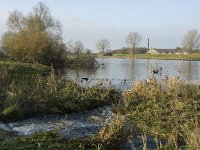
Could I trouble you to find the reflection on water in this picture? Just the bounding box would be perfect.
[62,58,200,89]
[177,61,199,81]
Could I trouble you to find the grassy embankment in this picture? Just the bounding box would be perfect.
[0,60,119,122]
[98,53,200,60]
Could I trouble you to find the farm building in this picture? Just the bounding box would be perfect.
[147,49,159,54]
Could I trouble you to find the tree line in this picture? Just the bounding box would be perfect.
[1,2,200,65]
[97,30,200,59]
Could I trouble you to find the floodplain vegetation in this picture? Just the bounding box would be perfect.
[0,62,200,150]
[0,62,119,122]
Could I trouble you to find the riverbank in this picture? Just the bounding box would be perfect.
[0,61,200,149]
[0,61,122,149]
[97,53,200,61]
[0,61,119,122]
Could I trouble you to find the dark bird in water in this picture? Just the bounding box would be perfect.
[81,78,89,81]
[152,67,162,74]
[122,79,127,84]
[152,69,159,74]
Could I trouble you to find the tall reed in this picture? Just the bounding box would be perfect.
[123,77,200,149]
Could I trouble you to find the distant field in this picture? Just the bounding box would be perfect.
[97,53,200,61]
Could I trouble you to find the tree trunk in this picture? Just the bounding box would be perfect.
[132,47,134,58]
[132,43,136,59]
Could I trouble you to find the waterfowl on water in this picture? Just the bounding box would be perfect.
[81,78,89,81]
[121,79,127,84]
[152,69,159,74]
[152,67,162,74]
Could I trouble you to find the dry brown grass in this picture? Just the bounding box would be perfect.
[122,77,200,149]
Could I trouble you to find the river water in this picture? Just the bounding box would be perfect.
[63,58,200,89]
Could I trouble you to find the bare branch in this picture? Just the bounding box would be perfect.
[125,32,142,57]
[7,10,25,33]
[181,29,200,59]
[96,39,111,53]
[125,32,142,48]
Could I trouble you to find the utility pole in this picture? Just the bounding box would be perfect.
[148,38,150,50]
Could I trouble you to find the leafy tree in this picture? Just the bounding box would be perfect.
[125,32,142,58]
[1,2,65,67]
[181,29,200,60]
[96,39,111,54]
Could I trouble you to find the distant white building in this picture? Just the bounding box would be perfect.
[161,52,167,54]
[147,49,159,54]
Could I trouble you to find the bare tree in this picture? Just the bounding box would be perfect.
[1,2,65,66]
[7,10,25,33]
[30,2,61,33]
[7,2,61,34]
[125,32,142,58]
[181,29,200,60]
[74,40,84,64]
[96,39,111,54]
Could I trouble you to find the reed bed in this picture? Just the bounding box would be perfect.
[122,77,200,149]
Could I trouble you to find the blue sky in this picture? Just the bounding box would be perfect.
[0,0,200,51]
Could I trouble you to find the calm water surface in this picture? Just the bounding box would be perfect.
[63,58,200,89]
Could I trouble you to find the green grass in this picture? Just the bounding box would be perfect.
[0,60,49,75]
[97,53,200,61]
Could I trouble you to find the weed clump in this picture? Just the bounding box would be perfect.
[122,77,200,149]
